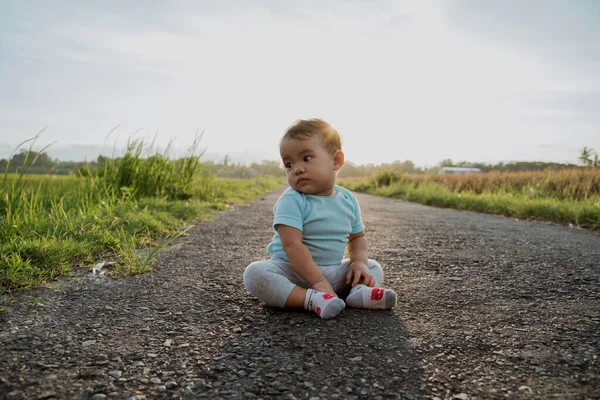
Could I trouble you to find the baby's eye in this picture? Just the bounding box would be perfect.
[303,155,313,162]
[284,162,292,169]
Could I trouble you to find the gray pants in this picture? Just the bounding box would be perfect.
[243,255,384,308]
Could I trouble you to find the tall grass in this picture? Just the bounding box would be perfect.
[340,169,600,230]
[365,169,600,200]
[0,136,281,295]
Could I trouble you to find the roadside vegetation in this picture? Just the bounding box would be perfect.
[0,137,281,296]
[339,167,600,231]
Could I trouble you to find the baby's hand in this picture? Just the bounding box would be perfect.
[346,261,375,287]
[311,277,337,296]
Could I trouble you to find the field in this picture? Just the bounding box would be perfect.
[339,168,600,230]
[0,142,282,296]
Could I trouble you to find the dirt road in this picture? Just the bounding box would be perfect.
[1,187,599,399]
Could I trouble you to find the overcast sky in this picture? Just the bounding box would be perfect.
[1,0,599,166]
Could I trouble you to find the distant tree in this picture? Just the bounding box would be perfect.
[390,160,418,174]
[437,159,454,168]
[579,146,599,167]
[3,150,56,173]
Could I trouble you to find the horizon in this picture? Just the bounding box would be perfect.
[1,1,599,166]
[0,141,585,169]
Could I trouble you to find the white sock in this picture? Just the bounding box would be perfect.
[345,284,397,309]
[303,288,345,319]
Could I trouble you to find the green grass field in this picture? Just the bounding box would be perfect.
[1,141,282,296]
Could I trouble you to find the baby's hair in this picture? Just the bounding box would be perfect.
[281,119,342,154]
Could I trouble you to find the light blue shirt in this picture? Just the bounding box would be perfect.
[267,185,364,265]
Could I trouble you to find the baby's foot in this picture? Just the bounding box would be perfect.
[345,284,397,309]
[304,289,345,319]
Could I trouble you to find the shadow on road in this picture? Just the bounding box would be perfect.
[192,303,425,399]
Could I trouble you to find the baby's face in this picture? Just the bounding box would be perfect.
[280,136,341,196]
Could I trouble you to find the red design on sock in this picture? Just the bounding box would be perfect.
[322,293,336,300]
[371,288,384,301]
[316,306,322,316]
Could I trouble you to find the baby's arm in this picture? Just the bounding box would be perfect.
[346,231,375,287]
[277,225,336,295]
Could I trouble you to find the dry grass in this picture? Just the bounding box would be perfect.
[370,168,600,200]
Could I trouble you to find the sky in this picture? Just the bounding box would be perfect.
[1,0,599,166]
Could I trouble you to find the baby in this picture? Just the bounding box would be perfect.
[243,118,396,319]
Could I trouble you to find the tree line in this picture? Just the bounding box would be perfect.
[1,147,597,178]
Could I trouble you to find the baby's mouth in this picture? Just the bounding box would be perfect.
[297,178,308,184]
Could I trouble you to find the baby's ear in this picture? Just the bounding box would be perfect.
[333,150,345,171]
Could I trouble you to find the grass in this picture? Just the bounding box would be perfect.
[0,137,283,295]
[339,169,600,231]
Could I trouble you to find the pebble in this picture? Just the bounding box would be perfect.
[109,370,122,379]
[165,380,177,389]
[453,394,468,400]
[150,377,161,384]
[6,391,23,400]
[158,385,166,392]
[89,395,107,400]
